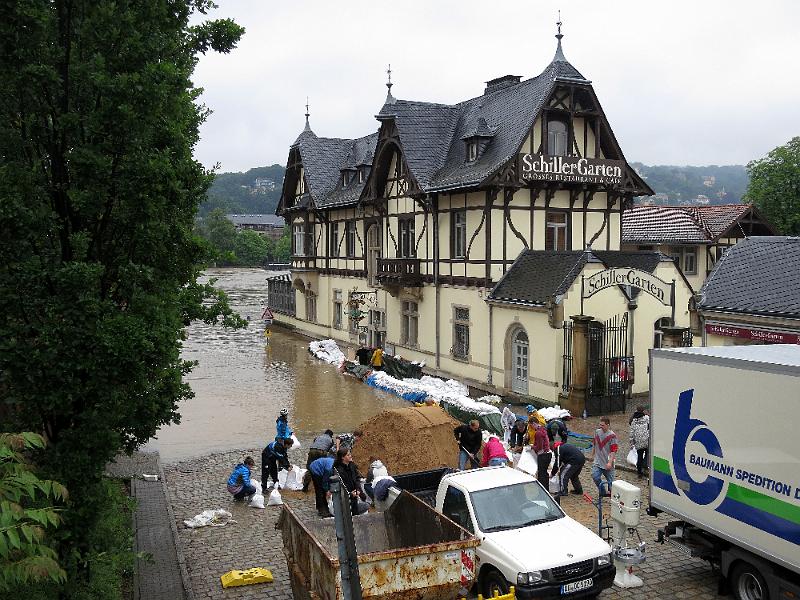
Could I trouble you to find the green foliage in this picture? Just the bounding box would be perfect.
[0,433,67,592]
[631,163,749,204]
[273,226,292,263]
[204,208,239,256]
[745,137,800,235]
[0,0,243,593]
[19,480,136,600]
[202,165,284,217]
[235,229,272,266]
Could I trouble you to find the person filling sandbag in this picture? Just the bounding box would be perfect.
[302,429,336,492]
[333,447,369,516]
[262,437,293,489]
[226,456,256,501]
[309,455,335,518]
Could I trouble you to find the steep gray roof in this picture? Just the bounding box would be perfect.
[489,249,673,306]
[285,38,594,207]
[622,204,768,244]
[699,237,800,318]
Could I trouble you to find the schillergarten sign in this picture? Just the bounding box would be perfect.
[518,153,625,186]
[584,268,672,306]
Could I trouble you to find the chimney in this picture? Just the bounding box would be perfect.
[484,75,522,95]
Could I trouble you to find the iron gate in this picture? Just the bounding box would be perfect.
[562,314,633,415]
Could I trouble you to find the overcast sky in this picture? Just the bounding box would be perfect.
[192,1,800,173]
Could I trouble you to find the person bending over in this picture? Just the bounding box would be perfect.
[302,429,336,492]
[454,420,482,470]
[227,456,257,501]
[262,437,293,489]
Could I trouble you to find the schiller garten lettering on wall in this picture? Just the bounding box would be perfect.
[518,154,625,186]
[585,268,672,306]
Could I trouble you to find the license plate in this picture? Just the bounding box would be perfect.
[561,577,593,594]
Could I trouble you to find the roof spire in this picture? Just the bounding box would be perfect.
[553,10,567,62]
[303,97,312,132]
[384,63,396,104]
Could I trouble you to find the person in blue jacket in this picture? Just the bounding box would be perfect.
[309,456,335,518]
[276,407,292,441]
[226,456,256,500]
[262,437,293,488]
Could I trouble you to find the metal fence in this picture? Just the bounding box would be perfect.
[266,274,295,316]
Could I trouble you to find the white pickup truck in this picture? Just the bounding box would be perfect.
[384,465,615,599]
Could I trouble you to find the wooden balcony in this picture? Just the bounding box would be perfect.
[376,258,423,288]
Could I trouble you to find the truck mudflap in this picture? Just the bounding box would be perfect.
[512,565,616,599]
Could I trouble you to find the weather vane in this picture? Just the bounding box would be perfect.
[386,63,393,93]
[556,10,563,39]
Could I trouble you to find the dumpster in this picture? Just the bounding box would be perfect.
[277,490,479,599]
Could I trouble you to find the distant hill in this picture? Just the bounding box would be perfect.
[202,162,749,214]
[631,163,749,205]
[201,164,284,217]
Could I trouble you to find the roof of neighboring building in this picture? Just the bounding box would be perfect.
[488,249,675,306]
[698,236,800,318]
[282,35,646,211]
[622,204,773,244]
[227,214,285,226]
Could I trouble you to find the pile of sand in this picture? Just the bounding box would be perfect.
[352,406,466,475]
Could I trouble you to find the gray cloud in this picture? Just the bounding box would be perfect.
[193,0,800,172]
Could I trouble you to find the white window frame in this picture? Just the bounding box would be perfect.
[545,211,568,251]
[467,141,478,162]
[452,306,470,360]
[399,218,416,258]
[400,301,419,346]
[548,120,568,156]
[333,290,343,329]
[330,222,339,257]
[305,293,317,323]
[453,210,467,259]
[293,224,305,256]
[346,221,357,257]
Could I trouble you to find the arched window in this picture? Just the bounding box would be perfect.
[548,120,568,156]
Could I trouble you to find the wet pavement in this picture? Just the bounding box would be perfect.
[143,268,722,598]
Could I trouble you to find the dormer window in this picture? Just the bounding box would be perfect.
[358,169,364,184]
[467,141,478,162]
[342,172,348,187]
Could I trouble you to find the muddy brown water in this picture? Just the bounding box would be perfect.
[143,268,406,463]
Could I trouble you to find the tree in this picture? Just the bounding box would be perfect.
[0,0,244,591]
[745,137,800,235]
[204,208,240,258]
[273,227,292,263]
[234,229,272,266]
[0,433,67,592]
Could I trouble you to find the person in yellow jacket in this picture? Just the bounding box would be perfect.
[526,404,546,442]
[370,347,384,371]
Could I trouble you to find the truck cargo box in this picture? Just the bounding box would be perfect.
[650,345,800,575]
[278,490,479,599]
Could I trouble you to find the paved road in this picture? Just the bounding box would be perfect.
[163,446,721,599]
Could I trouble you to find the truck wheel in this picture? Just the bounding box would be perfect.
[731,562,769,600]
[481,569,509,597]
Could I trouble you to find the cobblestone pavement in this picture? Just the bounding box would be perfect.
[164,432,720,599]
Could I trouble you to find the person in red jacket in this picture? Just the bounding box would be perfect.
[481,435,508,467]
[531,421,552,488]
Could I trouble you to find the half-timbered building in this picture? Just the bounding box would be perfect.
[272,28,693,410]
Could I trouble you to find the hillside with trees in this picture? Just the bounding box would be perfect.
[631,163,749,205]
[202,164,284,216]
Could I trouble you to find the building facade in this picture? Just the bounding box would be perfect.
[698,237,800,347]
[227,214,285,241]
[622,204,776,293]
[272,29,693,406]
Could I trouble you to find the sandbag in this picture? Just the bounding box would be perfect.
[267,487,283,506]
[516,450,538,476]
[626,447,637,467]
[290,433,301,450]
[283,466,306,491]
[251,479,263,494]
[249,493,265,509]
[549,475,561,495]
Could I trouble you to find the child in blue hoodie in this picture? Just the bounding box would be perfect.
[226,456,256,500]
[276,408,293,441]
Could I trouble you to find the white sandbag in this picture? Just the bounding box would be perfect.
[516,449,538,476]
[251,479,263,494]
[283,466,306,491]
[183,509,234,528]
[290,433,301,450]
[277,468,288,488]
[549,475,561,495]
[249,493,265,509]
[267,487,283,506]
[627,447,637,467]
[326,497,334,516]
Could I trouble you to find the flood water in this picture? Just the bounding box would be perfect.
[144,268,405,463]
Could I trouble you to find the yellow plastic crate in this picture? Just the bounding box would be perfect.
[220,567,273,588]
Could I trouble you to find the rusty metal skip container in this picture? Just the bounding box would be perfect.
[277,490,479,599]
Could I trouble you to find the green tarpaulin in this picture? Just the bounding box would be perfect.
[440,399,503,436]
